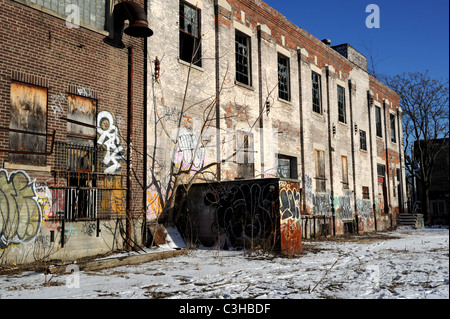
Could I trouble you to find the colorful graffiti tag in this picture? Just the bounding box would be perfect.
[0,170,42,249]
[279,181,302,254]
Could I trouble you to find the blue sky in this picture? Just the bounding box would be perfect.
[263,0,449,80]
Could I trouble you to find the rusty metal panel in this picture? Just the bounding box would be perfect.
[67,94,97,142]
[9,81,47,165]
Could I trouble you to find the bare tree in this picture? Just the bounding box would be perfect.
[383,71,449,226]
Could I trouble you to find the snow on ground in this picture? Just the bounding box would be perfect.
[0,227,448,299]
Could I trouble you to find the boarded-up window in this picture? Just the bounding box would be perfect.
[9,81,47,166]
[236,131,254,179]
[66,94,97,172]
[314,149,326,192]
[341,156,349,189]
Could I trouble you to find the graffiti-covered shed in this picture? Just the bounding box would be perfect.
[0,0,150,265]
[174,178,302,255]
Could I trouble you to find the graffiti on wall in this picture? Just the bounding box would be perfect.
[279,181,302,254]
[147,187,164,220]
[357,199,373,218]
[203,182,279,248]
[97,110,126,174]
[312,193,332,216]
[173,132,206,173]
[338,195,353,220]
[0,170,42,249]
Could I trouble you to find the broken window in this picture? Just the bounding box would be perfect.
[235,31,252,86]
[337,85,346,123]
[236,131,254,179]
[278,54,291,101]
[341,156,349,189]
[277,155,298,179]
[390,114,396,143]
[314,149,326,192]
[375,106,383,137]
[377,164,385,177]
[8,81,48,166]
[179,1,202,67]
[360,130,367,151]
[312,72,322,114]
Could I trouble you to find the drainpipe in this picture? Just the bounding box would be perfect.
[142,0,148,245]
[214,0,221,181]
[257,25,265,178]
[325,66,336,235]
[297,49,306,214]
[397,108,405,215]
[348,79,358,233]
[367,90,377,231]
[126,46,134,251]
[383,99,392,228]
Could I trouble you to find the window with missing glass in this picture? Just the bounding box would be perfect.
[179,1,202,67]
[390,114,397,143]
[312,72,322,114]
[25,0,106,30]
[277,155,298,179]
[235,31,252,86]
[337,85,346,123]
[278,54,291,101]
[375,106,383,137]
[360,130,367,151]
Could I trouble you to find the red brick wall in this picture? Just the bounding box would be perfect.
[0,0,146,216]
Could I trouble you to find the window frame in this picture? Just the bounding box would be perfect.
[341,156,349,189]
[360,130,367,151]
[314,149,326,193]
[179,0,202,67]
[337,85,346,123]
[312,72,323,114]
[235,31,252,86]
[375,106,383,138]
[278,53,291,101]
[390,113,397,143]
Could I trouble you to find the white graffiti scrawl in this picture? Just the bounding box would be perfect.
[97,111,126,174]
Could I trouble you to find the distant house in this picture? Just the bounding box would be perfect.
[414,139,449,225]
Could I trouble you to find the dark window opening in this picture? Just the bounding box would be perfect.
[360,130,367,151]
[362,186,370,199]
[375,106,383,137]
[390,114,396,143]
[277,154,298,179]
[278,54,291,101]
[180,1,202,67]
[312,72,322,114]
[337,85,346,123]
[235,31,252,86]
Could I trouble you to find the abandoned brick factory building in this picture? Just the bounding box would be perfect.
[0,0,406,264]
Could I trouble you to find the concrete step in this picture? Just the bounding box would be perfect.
[398,214,420,226]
